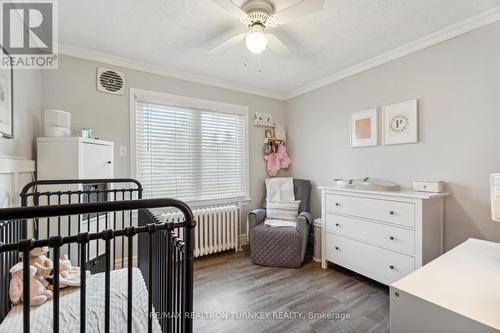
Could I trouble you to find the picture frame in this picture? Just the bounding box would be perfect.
[264,128,274,139]
[382,99,418,145]
[350,109,378,148]
[0,48,13,139]
[274,122,286,140]
[254,112,273,126]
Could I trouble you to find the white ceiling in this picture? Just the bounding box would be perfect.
[59,0,500,98]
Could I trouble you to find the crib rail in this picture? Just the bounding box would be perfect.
[0,198,195,333]
[20,178,143,269]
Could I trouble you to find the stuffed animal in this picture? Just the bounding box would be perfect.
[19,246,53,278]
[57,254,89,288]
[9,262,53,307]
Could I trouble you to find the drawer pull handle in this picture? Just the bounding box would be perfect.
[389,265,395,270]
[335,203,340,207]
[107,161,112,164]
[389,211,395,215]
[389,236,395,241]
[335,223,340,227]
[335,246,340,251]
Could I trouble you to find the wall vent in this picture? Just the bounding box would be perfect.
[97,67,125,95]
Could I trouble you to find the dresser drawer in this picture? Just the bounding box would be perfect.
[325,233,415,285]
[325,214,415,255]
[325,194,415,227]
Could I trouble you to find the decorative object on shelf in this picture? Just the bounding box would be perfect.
[490,173,500,222]
[350,109,378,148]
[264,128,274,139]
[81,128,95,139]
[44,110,71,137]
[412,179,444,193]
[274,122,286,140]
[382,99,418,145]
[0,48,13,139]
[254,112,274,127]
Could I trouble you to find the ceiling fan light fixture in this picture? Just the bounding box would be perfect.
[245,24,267,54]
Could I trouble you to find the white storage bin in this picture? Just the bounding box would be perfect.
[44,110,71,137]
[413,180,444,193]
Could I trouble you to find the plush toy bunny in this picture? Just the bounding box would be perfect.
[19,246,53,279]
[29,247,53,278]
[9,262,53,307]
[58,254,89,288]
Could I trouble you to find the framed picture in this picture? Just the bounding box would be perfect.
[0,49,13,139]
[350,109,378,147]
[382,99,418,145]
[264,128,274,139]
[255,112,273,125]
[274,122,286,140]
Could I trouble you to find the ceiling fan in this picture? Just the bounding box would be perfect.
[209,0,325,56]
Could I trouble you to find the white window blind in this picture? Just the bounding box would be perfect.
[135,98,248,204]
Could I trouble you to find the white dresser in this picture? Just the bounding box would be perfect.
[319,187,448,285]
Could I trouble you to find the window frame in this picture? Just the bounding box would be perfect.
[129,88,251,207]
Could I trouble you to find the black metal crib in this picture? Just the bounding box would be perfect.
[0,178,195,333]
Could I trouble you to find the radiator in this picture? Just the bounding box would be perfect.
[162,204,241,258]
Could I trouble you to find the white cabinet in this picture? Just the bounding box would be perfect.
[37,137,113,180]
[36,137,114,262]
[390,239,500,333]
[319,187,447,285]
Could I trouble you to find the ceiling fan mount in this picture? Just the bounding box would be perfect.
[240,0,276,27]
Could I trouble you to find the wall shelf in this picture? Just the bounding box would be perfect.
[254,120,275,128]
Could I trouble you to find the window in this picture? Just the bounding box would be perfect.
[131,90,249,205]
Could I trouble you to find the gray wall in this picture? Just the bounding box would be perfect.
[286,21,500,250]
[41,55,288,232]
[0,69,42,159]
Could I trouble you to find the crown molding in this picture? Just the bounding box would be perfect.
[59,5,500,102]
[58,44,287,100]
[285,5,500,99]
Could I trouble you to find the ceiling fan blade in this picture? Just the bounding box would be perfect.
[270,0,325,25]
[267,34,291,57]
[209,33,246,54]
[210,0,248,20]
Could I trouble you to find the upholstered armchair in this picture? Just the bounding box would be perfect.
[248,179,312,268]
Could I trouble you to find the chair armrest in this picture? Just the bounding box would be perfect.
[296,212,312,263]
[248,209,266,242]
[296,212,311,235]
[297,212,312,226]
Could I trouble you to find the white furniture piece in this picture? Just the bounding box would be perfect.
[391,238,500,333]
[0,156,35,208]
[37,137,114,261]
[37,137,113,180]
[319,187,448,285]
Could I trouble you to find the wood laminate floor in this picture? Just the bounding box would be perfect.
[194,251,389,333]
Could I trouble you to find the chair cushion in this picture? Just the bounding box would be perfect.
[266,200,300,221]
[251,224,302,268]
[264,219,297,228]
[265,177,295,201]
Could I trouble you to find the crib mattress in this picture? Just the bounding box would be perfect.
[0,268,162,333]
